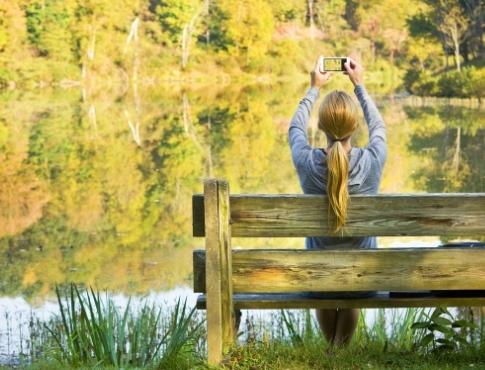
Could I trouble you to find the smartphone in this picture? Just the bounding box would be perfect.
[319,57,347,72]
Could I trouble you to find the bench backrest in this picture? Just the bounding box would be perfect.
[193,193,485,238]
[192,179,485,294]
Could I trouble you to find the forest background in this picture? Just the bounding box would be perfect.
[0,0,483,97]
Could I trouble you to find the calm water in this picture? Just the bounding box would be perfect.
[0,84,484,358]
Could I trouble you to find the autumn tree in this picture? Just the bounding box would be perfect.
[409,0,470,71]
[216,0,274,67]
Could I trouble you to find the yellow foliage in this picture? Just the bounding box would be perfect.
[22,268,37,286]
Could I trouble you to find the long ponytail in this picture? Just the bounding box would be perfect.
[318,90,359,232]
[327,141,350,232]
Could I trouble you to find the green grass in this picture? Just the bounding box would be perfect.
[224,308,485,369]
[225,339,485,369]
[3,291,484,369]
[18,284,206,369]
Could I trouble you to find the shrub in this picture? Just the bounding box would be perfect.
[468,67,485,100]
[437,68,474,98]
[404,69,440,96]
[405,66,484,99]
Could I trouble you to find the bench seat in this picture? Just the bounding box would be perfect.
[195,291,485,310]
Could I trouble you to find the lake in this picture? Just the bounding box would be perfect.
[0,83,484,361]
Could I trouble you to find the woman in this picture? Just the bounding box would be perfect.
[288,57,387,345]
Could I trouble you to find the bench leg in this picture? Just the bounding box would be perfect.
[204,179,235,365]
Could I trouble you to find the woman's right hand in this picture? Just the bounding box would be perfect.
[310,56,332,89]
[344,57,364,87]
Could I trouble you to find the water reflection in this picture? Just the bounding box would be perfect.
[0,286,198,364]
[405,105,485,192]
[0,86,484,301]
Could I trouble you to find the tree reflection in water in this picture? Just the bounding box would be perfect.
[0,86,483,301]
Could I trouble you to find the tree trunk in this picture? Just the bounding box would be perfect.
[307,0,315,38]
[205,0,211,45]
[474,0,484,59]
[452,126,461,175]
[181,26,189,70]
[454,41,461,72]
[462,39,469,63]
[451,23,461,71]
[181,4,208,70]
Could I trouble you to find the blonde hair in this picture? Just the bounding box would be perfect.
[318,91,359,232]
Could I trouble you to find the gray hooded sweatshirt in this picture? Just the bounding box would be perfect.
[288,85,387,249]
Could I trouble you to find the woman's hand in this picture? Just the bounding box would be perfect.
[311,56,332,89]
[344,57,364,86]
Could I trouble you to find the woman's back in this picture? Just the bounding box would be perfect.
[288,72,387,250]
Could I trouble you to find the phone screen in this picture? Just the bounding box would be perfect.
[324,58,346,71]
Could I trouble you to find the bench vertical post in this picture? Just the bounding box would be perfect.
[204,179,234,365]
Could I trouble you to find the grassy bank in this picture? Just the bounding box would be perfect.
[227,308,485,369]
[6,343,485,370]
[1,286,484,369]
[228,340,485,370]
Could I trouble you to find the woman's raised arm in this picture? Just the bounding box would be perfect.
[344,57,387,167]
[288,57,332,168]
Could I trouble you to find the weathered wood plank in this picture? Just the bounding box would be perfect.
[204,180,234,365]
[192,195,205,239]
[196,292,485,309]
[193,249,205,293]
[193,248,485,293]
[192,194,485,237]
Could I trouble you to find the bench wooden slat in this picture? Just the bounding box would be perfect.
[196,292,485,309]
[192,194,485,237]
[203,180,235,364]
[193,248,485,293]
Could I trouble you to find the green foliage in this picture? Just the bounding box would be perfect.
[437,68,474,98]
[405,69,440,96]
[0,120,8,149]
[280,309,318,346]
[268,0,305,22]
[217,0,274,67]
[437,67,485,99]
[354,0,418,62]
[268,39,304,77]
[46,284,205,368]
[406,66,485,98]
[227,308,485,369]
[364,59,404,94]
[0,14,8,52]
[155,0,201,45]
[25,0,75,61]
[0,67,16,88]
[407,12,438,39]
[405,36,442,71]
[355,308,429,352]
[0,0,482,93]
[411,307,477,353]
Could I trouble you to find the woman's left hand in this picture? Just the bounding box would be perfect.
[311,56,332,89]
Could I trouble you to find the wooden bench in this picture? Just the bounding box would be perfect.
[192,179,485,364]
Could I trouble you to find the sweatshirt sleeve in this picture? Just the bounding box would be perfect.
[288,87,319,169]
[354,84,387,168]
